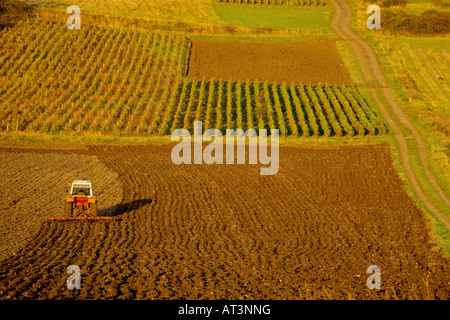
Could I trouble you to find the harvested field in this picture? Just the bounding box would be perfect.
[186,39,353,85]
[0,143,449,299]
[0,148,123,261]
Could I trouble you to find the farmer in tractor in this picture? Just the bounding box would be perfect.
[77,188,86,195]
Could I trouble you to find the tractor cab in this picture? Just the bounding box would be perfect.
[47,180,114,221]
[70,180,94,197]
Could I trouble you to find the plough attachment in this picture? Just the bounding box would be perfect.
[47,216,116,222]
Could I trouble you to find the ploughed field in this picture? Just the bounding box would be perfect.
[0,143,449,299]
[187,39,352,85]
[0,146,123,261]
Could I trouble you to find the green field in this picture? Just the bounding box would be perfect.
[212,2,335,35]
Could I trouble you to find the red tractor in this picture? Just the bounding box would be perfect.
[65,180,97,218]
[49,180,113,221]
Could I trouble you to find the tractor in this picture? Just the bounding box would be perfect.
[48,180,113,221]
[65,180,97,217]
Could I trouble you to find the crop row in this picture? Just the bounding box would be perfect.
[159,79,386,137]
[0,21,384,137]
[0,21,184,135]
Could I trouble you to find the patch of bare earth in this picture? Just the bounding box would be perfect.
[0,143,448,299]
[0,148,123,261]
[187,39,353,85]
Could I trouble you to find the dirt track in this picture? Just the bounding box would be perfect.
[329,0,450,230]
[0,143,448,299]
[187,39,352,85]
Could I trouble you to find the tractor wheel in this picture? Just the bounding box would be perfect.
[64,201,73,217]
[90,202,97,217]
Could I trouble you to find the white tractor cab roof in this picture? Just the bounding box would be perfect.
[70,180,94,196]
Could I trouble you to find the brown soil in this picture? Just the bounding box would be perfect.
[186,39,353,85]
[0,143,448,299]
[0,148,123,261]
